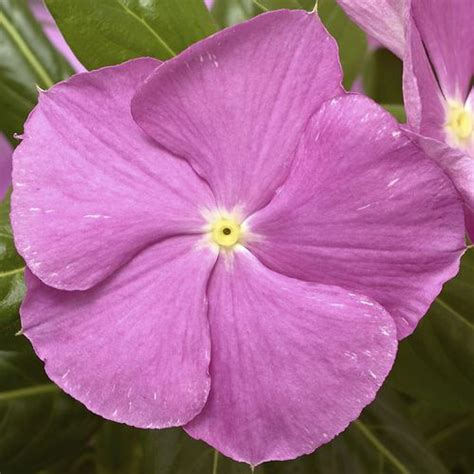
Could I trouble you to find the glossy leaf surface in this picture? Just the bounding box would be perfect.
[46,0,217,69]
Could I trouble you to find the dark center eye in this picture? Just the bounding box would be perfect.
[223,227,232,235]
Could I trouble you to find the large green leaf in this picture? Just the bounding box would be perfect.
[46,0,217,70]
[0,348,101,473]
[427,416,474,474]
[389,249,474,412]
[0,195,26,351]
[0,0,73,144]
[409,403,474,474]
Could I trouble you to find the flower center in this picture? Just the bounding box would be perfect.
[211,218,241,248]
[446,101,473,143]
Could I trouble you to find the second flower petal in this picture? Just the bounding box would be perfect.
[132,10,343,216]
[21,236,216,429]
[248,95,465,339]
[185,249,397,466]
[11,59,215,291]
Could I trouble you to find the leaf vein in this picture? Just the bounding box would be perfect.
[117,1,177,57]
[353,420,410,474]
[0,11,54,88]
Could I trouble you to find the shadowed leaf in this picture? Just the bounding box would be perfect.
[0,0,73,144]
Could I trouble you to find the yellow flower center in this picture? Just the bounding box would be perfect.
[446,101,473,143]
[211,218,241,248]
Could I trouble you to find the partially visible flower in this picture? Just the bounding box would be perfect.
[403,0,474,238]
[335,0,474,239]
[0,135,12,200]
[12,10,465,466]
[335,0,406,57]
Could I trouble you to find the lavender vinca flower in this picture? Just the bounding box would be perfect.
[11,10,465,465]
[335,0,474,239]
[403,0,474,239]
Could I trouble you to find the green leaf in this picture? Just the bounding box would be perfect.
[94,422,145,474]
[318,0,367,89]
[252,0,312,10]
[389,249,474,412]
[140,428,251,474]
[88,423,252,474]
[381,104,406,123]
[0,195,26,351]
[0,0,73,144]
[362,47,403,104]
[211,0,259,28]
[428,416,474,473]
[41,454,97,474]
[0,349,101,473]
[46,0,217,70]
[409,403,474,474]
[39,450,97,474]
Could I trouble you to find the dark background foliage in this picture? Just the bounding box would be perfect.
[0,0,472,472]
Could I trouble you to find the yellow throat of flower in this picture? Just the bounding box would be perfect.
[211,217,242,248]
[446,101,473,144]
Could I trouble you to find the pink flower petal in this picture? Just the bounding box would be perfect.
[336,0,406,58]
[11,58,215,291]
[21,236,216,428]
[0,134,12,199]
[402,14,446,141]
[407,132,474,241]
[247,94,465,339]
[410,0,473,100]
[132,10,343,216]
[185,249,397,465]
